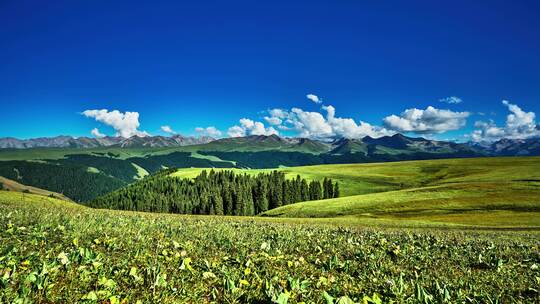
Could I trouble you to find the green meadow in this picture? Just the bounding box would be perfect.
[173,157,540,228]
[1,191,539,303]
[1,157,540,302]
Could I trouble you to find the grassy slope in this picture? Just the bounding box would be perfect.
[0,176,72,201]
[0,140,325,162]
[0,147,161,160]
[1,190,539,303]
[173,157,540,228]
[263,157,540,227]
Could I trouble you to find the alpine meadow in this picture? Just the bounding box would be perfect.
[2,1,540,303]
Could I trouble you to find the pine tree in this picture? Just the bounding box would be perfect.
[333,182,340,198]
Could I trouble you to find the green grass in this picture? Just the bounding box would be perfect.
[0,147,192,161]
[172,157,540,228]
[131,162,149,179]
[0,176,72,201]
[1,190,539,303]
[172,156,540,196]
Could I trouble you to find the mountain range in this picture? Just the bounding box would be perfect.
[2,133,539,157]
[0,134,540,156]
[0,134,214,149]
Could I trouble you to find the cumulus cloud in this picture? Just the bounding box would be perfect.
[161,125,176,135]
[471,100,540,142]
[264,116,282,125]
[290,107,333,138]
[195,126,222,138]
[227,119,278,137]
[383,106,470,134]
[306,94,322,104]
[82,109,149,138]
[439,96,463,104]
[227,125,246,137]
[263,105,393,139]
[90,128,106,138]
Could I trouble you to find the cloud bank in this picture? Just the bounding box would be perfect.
[383,106,470,134]
[195,126,222,138]
[263,104,394,139]
[227,119,279,137]
[471,100,539,142]
[82,109,149,138]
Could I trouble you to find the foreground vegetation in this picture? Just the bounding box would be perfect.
[1,191,539,303]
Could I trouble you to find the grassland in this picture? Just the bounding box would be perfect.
[172,157,540,228]
[0,176,72,201]
[2,157,539,302]
[1,190,539,303]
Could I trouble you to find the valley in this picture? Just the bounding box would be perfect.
[1,136,539,303]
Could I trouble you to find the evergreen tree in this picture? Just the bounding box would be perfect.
[333,182,340,198]
[89,169,337,216]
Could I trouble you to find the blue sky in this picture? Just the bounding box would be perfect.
[1,0,539,141]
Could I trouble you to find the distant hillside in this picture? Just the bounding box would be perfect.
[191,134,331,153]
[0,176,71,201]
[0,134,539,202]
[262,157,540,227]
[0,160,127,202]
[471,137,540,156]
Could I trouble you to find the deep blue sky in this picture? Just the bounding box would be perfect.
[1,0,539,140]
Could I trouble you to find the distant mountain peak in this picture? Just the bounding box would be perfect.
[0,134,214,149]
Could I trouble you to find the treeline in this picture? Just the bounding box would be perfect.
[89,169,339,215]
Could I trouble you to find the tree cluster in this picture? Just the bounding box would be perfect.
[89,169,339,215]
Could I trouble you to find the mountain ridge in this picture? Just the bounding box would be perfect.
[0,134,215,149]
[1,133,540,157]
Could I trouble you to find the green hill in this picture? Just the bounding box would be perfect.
[261,157,540,227]
[0,176,72,201]
[173,157,540,228]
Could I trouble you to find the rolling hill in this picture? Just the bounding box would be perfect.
[261,157,540,227]
[0,134,539,202]
[171,157,540,227]
[0,176,72,201]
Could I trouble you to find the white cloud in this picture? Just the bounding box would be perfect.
[227,125,246,137]
[195,126,222,138]
[383,106,470,134]
[90,128,105,138]
[227,118,278,137]
[440,96,463,104]
[161,125,176,135]
[268,108,289,119]
[323,105,394,138]
[306,94,322,104]
[471,100,540,142]
[291,107,333,138]
[82,109,149,138]
[264,116,282,125]
[263,105,393,139]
